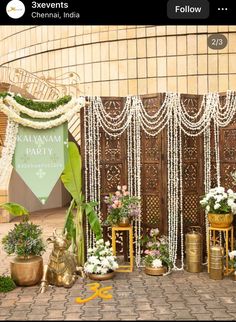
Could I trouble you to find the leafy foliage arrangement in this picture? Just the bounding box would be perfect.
[2,221,45,257]
[0,276,16,293]
[0,92,72,112]
[0,202,45,258]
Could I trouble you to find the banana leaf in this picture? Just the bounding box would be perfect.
[61,142,82,205]
[0,202,29,217]
[84,202,102,240]
[63,199,75,241]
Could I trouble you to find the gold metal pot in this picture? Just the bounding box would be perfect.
[10,255,43,286]
[185,226,202,273]
[88,271,115,281]
[118,217,130,227]
[144,266,167,276]
[209,245,224,280]
[208,213,233,228]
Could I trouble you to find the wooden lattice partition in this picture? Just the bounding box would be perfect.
[81,93,236,257]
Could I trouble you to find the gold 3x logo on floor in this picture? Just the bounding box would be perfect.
[6,0,25,19]
[76,283,113,303]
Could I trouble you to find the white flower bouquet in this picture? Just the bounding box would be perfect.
[84,239,118,275]
[229,250,236,269]
[200,187,236,214]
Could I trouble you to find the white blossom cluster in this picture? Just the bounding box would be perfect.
[200,187,236,214]
[152,258,163,268]
[84,239,118,274]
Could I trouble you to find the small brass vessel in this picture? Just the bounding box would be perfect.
[118,217,130,227]
[88,271,115,281]
[144,266,167,276]
[209,245,224,280]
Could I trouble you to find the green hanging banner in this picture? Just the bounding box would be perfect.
[12,124,68,204]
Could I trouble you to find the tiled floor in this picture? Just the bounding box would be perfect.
[1,208,236,321]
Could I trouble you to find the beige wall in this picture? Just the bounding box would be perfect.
[1,25,236,95]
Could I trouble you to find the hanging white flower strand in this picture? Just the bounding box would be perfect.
[0,98,84,129]
[0,120,19,187]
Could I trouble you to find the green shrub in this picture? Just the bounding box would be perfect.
[0,276,16,293]
[2,222,46,257]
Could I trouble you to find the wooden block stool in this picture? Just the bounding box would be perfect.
[112,226,134,272]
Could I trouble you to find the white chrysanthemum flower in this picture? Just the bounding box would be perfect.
[227,189,234,195]
[214,203,221,210]
[227,199,234,207]
[231,204,236,215]
[229,250,236,260]
[101,267,108,274]
[200,199,207,205]
[112,261,119,270]
[152,259,162,268]
[96,239,104,245]
[215,195,223,202]
[88,256,100,265]
[216,187,225,194]
[94,265,102,274]
[84,264,94,273]
[105,240,110,247]
[106,255,114,262]
[101,258,110,267]
[206,205,210,212]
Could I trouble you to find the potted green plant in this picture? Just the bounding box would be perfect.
[200,187,236,228]
[0,202,45,286]
[104,185,141,226]
[142,228,173,276]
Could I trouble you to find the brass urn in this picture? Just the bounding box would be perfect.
[10,255,43,286]
[208,213,233,228]
[185,226,202,273]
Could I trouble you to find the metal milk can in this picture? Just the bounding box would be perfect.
[185,226,202,273]
[209,245,224,280]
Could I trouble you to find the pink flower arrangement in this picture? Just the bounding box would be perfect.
[104,185,140,226]
[141,228,173,269]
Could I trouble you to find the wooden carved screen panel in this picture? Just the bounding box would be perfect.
[219,95,236,235]
[180,95,205,234]
[99,97,128,222]
[140,94,167,233]
[219,95,236,191]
